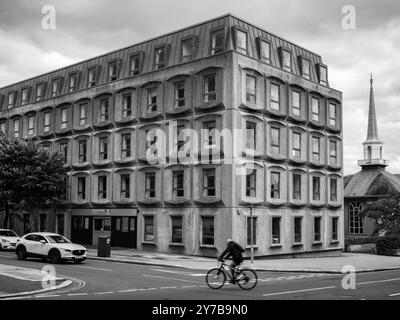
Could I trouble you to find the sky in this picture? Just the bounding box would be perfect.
[0,0,399,175]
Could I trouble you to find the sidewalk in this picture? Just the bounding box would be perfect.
[87,248,400,273]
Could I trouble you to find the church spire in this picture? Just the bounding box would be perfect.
[359,74,388,170]
[365,73,380,143]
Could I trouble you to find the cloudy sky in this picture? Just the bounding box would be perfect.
[0,0,399,175]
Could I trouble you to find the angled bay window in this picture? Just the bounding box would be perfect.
[154,45,166,70]
[68,72,78,92]
[77,177,86,200]
[203,168,216,197]
[270,171,280,199]
[21,87,30,105]
[121,133,131,159]
[210,28,224,55]
[147,87,158,113]
[98,175,107,199]
[246,169,256,197]
[293,173,302,200]
[172,170,185,198]
[246,75,256,104]
[270,126,280,154]
[174,81,185,108]
[312,176,320,201]
[145,172,156,198]
[78,140,87,163]
[312,136,320,161]
[130,53,141,75]
[203,74,216,103]
[120,174,130,199]
[292,132,301,158]
[171,216,183,244]
[99,98,109,122]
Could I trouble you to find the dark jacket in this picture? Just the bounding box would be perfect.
[219,241,244,262]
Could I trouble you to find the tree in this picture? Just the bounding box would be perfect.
[361,193,400,236]
[0,132,68,229]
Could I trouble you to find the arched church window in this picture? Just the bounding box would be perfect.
[348,202,364,234]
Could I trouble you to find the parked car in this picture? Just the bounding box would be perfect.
[16,232,87,264]
[0,229,20,250]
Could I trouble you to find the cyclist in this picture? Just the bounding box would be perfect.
[219,238,244,283]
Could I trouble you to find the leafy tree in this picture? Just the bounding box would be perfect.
[0,132,68,230]
[361,193,400,236]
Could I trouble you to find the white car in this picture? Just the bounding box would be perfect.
[0,229,20,250]
[16,232,87,264]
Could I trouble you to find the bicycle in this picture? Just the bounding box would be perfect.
[205,258,258,290]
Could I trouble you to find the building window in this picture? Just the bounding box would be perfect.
[176,125,185,151]
[210,29,224,55]
[236,30,247,54]
[52,79,61,97]
[69,73,77,92]
[246,75,256,104]
[260,40,270,63]
[120,174,130,199]
[181,38,194,62]
[61,108,68,129]
[246,121,256,150]
[293,173,301,200]
[79,103,87,126]
[203,74,216,103]
[201,216,214,245]
[203,169,216,197]
[21,88,29,105]
[43,112,51,133]
[247,216,257,246]
[154,46,166,70]
[0,122,5,133]
[98,175,107,199]
[171,216,183,244]
[302,59,310,79]
[329,103,337,126]
[130,54,140,75]
[349,202,363,234]
[272,217,281,245]
[122,93,132,118]
[246,170,256,197]
[59,143,68,163]
[329,140,337,165]
[292,90,301,116]
[294,217,302,243]
[312,176,320,201]
[36,84,44,101]
[88,68,96,87]
[99,98,109,122]
[145,172,156,198]
[282,50,292,72]
[27,115,35,136]
[108,61,117,81]
[270,83,280,110]
[147,87,157,113]
[78,140,87,162]
[172,170,184,198]
[145,129,157,150]
[271,127,280,154]
[121,133,131,158]
[270,172,280,199]
[77,177,86,200]
[99,137,108,160]
[314,217,321,242]
[319,66,328,85]
[330,178,338,202]
[174,81,185,108]
[292,132,301,158]
[312,137,320,161]
[144,216,154,242]
[311,97,320,121]
[7,92,15,109]
[203,120,216,148]
[39,215,47,232]
[13,119,20,138]
[332,217,339,241]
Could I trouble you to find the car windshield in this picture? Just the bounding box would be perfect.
[0,230,18,237]
[47,235,71,244]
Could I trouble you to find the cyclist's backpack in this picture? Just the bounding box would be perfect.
[235,242,245,253]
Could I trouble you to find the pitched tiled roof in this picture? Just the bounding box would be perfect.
[344,169,400,197]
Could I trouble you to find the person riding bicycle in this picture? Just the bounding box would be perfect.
[219,238,244,283]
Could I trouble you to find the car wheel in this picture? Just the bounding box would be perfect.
[16,246,27,260]
[48,250,61,264]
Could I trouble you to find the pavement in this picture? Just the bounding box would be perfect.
[86,248,400,273]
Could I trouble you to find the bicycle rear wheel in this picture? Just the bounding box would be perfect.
[206,268,226,289]
[237,268,257,290]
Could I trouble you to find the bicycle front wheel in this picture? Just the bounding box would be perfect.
[206,268,226,289]
[237,268,258,290]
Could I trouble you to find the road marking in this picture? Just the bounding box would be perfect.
[160,286,177,290]
[143,274,202,284]
[262,286,336,297]
[35,294,60,298]
[136,288,157,291]
[358,277,400,286]
[67,293,88,296]
[181,285,198,288]
[389,293,400,297]
[118,289,138,293]
[74,266,113,272]
[93,291,114,295]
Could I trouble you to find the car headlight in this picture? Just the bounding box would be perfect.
[61,248,72,252]
[1,239,9,244]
